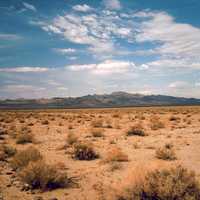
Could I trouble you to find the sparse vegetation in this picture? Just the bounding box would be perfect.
[91,128,104,137]
[67,132,78,145]
[73,142,99,160]
[19,160,71,190]
[91,119,103,128]
[1,107,200,200]
[16,132,35,144]
[127,124,146,136]
[118,166,200,200]
[11,146,42,170]
[155,144,176,160]
[105,147,128,162]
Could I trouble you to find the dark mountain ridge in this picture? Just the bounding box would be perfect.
[0,91,200,109]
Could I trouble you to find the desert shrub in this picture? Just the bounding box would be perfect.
[155,144,176,160]
[127,124,146,136]
[2,145,16,157]
[67,132,78,145]
[19,160,71,190]
[169,116,179,121]
[0,150,6,161]
[16,132,34,144]
[73,143,99,160]
[118,166,200,200]
[41,120,49,125]
[105,147,128,162]
[150,117,165,130]
[91,128,104,137]
[112,113,120,118]
[91,119,103,128]
[0,145,16,161]
[11,146,42,170]
[68,124,73,129]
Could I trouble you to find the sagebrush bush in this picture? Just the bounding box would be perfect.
[150,117,165,130]
[19,160,71,190]
[118,166,200,200]
[91,119,103,128]
[155,144,176,160]
[91,128,104,137]
[73,143,99,160]
[16,132,35,144]
[127,124,146,136]
[11,146,42,170]
[105,147,128,162]
[67,132,78,145]
[0,145,16,161]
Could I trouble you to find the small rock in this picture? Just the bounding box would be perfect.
[21,183,30,191]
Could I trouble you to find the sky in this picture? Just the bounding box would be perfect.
[0,0,200,99]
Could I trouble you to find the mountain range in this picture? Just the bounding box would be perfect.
[0,91,200,109]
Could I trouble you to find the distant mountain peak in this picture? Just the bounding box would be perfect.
[0,91,200,109]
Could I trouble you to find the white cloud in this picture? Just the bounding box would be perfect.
[23,2,37,12]
[41,11,132,57]
[0,33,21,40]
[136,11,200,60]
[103,0,121,10]
[68,60,135,75]
[140,59,200,69]
[0,67,49,73]
[38,9,200,69]
[54,48,76,55]
[168,81,189,89]
[72,4,93,12]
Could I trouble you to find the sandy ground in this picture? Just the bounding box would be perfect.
[1,106,200,200]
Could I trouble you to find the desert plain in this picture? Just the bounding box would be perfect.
[1,106,200,200]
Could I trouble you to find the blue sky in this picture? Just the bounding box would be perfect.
[0,0,200,99]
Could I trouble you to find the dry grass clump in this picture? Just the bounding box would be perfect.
[16,132,35,144]
[67,132,78,145]
[118,166,200,200]
[127,124,146,137]
[91,119,103,128]
[169,115,179,121]
[0,145,16,161]
[91,128,104,137]
[155,144,176,160]
[73,142,99,160]
[150,116,165,130]
[11,146,42,170]
[105,147,128,163]
[19,160,71,190]
[0,145,16,159]
[41,120,49,125]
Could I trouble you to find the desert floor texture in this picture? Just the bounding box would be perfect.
[1,106,200,200]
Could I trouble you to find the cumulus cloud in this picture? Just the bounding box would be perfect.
[72,4,93,12]
[23,2,37,12]
[0,67,49,73]
[68,60,135,75]
[103,0,121,10]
